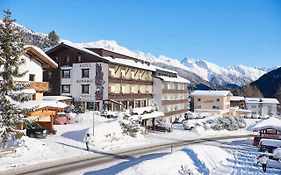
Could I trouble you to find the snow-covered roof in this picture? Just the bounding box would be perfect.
[141,111,164,120]
[259,139,281,147]
[19,100,68,110]
[245,98,279,104]
[103,56,155,71]
[43,96,72,101]
[12,88,36,94]
[252,117,281,131]
[230,96,245,101]
[156,75,190,84]
[153,66,178,74]
[24,45,58,68]
[190,90,232,97]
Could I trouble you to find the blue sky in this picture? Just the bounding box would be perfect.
[1,0,281,67]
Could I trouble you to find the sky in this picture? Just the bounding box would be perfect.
[0,0,281,67]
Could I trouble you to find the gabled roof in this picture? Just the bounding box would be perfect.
[252,117,281,131]
[25,45,58,68]
[230,96,245,101]
[245,98,279,104]
[190,90,232,97]
[46,42,110,63]
[156,75,190,84]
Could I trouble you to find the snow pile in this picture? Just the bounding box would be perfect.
[252,117,281,131]
[211,116,246,131]
[0,136,51,170]
[76,112,144,145]
[117,144,232,175]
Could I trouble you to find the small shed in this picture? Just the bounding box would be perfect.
[252,117,281,146]
[20,100,67,133]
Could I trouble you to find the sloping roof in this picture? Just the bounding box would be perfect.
[190,90,232,97]
[153,66,178,74]
[46,42,110,63]
[252,117,281,131]
[43,96,72,101]
[245,98,279,104]
[103,56,155,71]
[25,45,58,68]
[19,100,67,110]
[230,96,245,101]
[156,75,190,84]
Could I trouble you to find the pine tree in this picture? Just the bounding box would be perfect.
[0,9,27,147]
[48,30,59,46]
[234,84,263,98]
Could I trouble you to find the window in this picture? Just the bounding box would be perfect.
[65,56,70,63]
[198,105,201,109]
[198,98,201,102]
[61,85,70,93]
[62,69,70,78]
[217,98,220,102]
[29,74,35,81]
[77,56,81,62]
[47,71,52,79]
[82,84,90,94]
[82,69,89,78]
[86,102,94,110]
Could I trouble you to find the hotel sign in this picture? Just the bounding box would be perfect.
[76,79,94,83]
[80,63,91,68]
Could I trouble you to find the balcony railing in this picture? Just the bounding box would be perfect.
[109,92,153,100]
[162,89,188,94]
[162,99,188,105]
[29,82,49,92]
[109,76,153,85]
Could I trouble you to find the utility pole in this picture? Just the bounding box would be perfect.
[93,102,95,136]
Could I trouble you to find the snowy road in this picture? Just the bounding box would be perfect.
[7,134,253,175]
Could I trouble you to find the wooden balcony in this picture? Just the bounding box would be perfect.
[109,92,153,100]
[162,89,188,94]
[109,76,153,85]
[162,99,188,105]
[29,82,49,92]
[165,109,189,117]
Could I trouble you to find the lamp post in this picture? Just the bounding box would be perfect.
[93,102,95,136]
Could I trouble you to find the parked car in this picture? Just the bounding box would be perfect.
[155,121,173,132]
[258,139,281,153]
[54,112,70,125]
[182,120,196,130]
[254,153,281,169]
[25,121,47,138]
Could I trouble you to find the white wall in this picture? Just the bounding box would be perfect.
[13,54,43,82]
[61,62,108,104]
[153,78,163,110]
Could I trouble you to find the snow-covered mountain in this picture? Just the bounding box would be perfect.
[6,19,272,89]
[77,40,269,88]
[180,57,267,87]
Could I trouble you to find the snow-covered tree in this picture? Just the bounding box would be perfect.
[48,30,59,46]
[0,9,28,147]
[178,165,194,175]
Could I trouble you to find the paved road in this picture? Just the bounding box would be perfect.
[5,134,253,175]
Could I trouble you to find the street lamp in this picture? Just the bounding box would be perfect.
[93,102,95,136]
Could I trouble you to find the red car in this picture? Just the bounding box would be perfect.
[54,112,70,125]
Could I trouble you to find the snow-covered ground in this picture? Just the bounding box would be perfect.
[0,112,263,173]
[80,139,281,175]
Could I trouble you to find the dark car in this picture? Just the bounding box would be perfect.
[155,121,173,132]
[25,122,47,138]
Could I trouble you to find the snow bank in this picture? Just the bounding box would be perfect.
[117,145,233,175]
[0,136,51,170]
[252,117,281,131]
